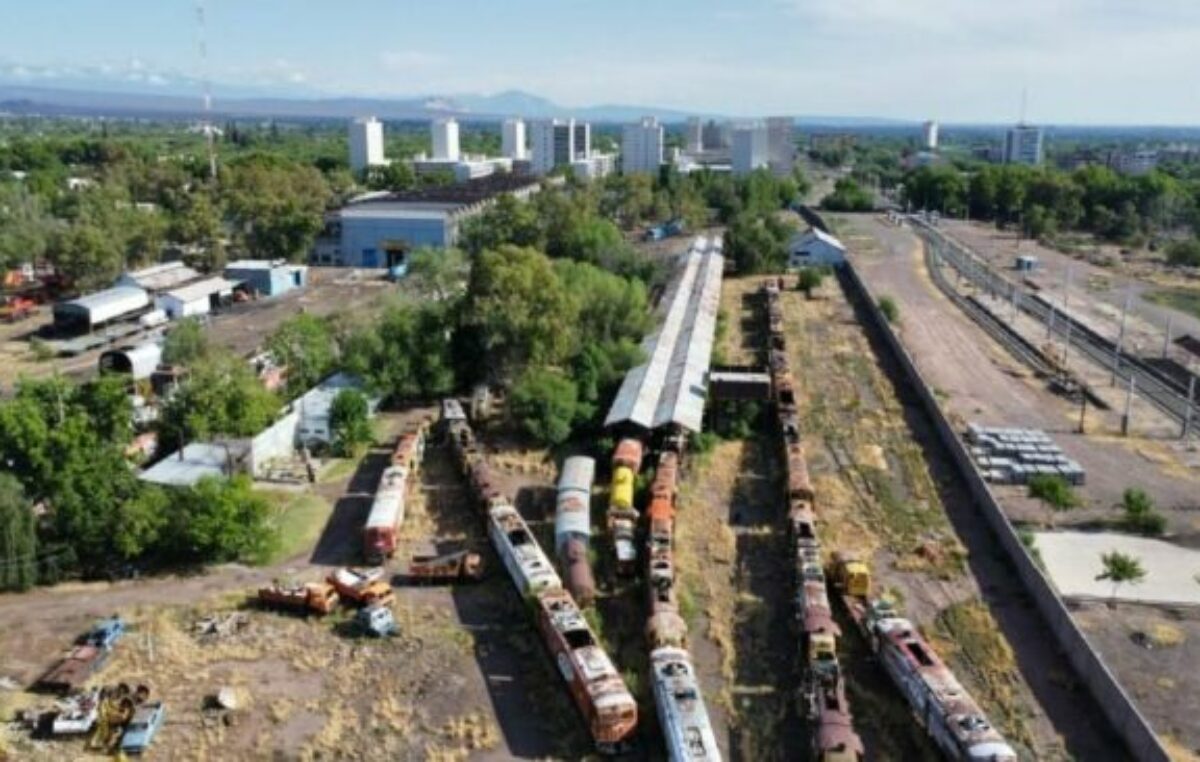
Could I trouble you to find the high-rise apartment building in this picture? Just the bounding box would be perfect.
[348,117,386,173]
[1004,124,1044,165]
[621,117,664,175]
[431,118,460,161]
[766,116,795,176]
[501,118,527,160]
[531,119,591,175]
[922,120,939,150]
[732,124,768,176]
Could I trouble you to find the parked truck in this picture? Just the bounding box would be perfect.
[327,567,395,606]
[257,581,339,615]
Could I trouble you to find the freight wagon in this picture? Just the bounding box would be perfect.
[556,456,597,606]
[609,438,644,576]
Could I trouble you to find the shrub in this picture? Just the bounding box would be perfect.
[797,268,825,299]
[329,389,373,457]
[1120,487,1166,536]
[509,367,577,445]
[878,295,900,323]
[1028,474,1079,511]
[1165,239,1200,268]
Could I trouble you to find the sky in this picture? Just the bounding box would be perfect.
[1,0,1199,124]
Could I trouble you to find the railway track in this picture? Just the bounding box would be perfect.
[912,220,1200,435]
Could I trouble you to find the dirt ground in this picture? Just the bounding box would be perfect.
[0,410,595,761]
[839,215,1200,547]
[0,267,399,387]
[836,213,1200,756]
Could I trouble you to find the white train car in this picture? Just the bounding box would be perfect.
[650,646,722,762]
[555,455,595,553]
[488,502,562,596]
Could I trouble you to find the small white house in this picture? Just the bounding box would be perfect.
[155,277,236,320]
[787,228,846,269]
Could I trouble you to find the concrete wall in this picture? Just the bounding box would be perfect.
[839,258,1169,762]
[249,408,299,477]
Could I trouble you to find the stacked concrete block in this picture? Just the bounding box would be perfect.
[964,424,1085,486]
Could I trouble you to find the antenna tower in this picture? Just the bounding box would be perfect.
[196,0,217,181]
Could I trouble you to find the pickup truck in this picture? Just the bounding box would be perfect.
[120,700,166,755]
[328,567,395,606]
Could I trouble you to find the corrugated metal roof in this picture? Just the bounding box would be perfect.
[162,277,237,303]
[120,262,201,291]
[59,286,150,325]
[604,235,724,433]
[139,442,238,487]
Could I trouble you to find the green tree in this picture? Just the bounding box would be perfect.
[267,313,337,398]
[167,475,276,563]
[1165,239,1200,267]
[405,247,469,302]
[341,302,457,401]
[0,474,38,591]
[509,367,578,445]
[462,245,579,380]
[158,354,281,450]
[221,156,331,261]
[797,268,825,299]
[329,389,373,457]
[49,223,125,291]
[1120,487,1166,536]
[821,177,874,212]
[459,193,544,255]
[161,317,211,366]
[1095,550,1146,603]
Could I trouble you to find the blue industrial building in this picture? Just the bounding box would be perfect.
[224,260,308,297]
[312,174,541,269]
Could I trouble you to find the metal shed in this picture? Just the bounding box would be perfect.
[117,262,201,293]
[99,342,163,380]
[224,260,308,297]
[604,236,724,433]
[53,287,151,334]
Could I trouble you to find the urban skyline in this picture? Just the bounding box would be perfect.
[2,0,1200,124]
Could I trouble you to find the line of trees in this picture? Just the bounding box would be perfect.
[901,163,1200,250]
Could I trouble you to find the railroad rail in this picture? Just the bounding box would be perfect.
[912,219,1200,434]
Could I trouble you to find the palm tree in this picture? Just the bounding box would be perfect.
[1095,551,1146,604]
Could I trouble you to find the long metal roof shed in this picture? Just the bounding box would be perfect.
[54,286,150,328]
[604,235,724,433]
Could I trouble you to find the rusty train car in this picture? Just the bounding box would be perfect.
[362,424,427,563]
[556,455,598,607]
[608,438,643,576]
[763,280,866,762]
[442,400,637,753]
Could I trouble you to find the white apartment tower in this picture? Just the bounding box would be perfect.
[732,123,768,176]
[622,117,664,175]
[765,116,795,176]
[531,119,591,175]
[502,118,527,160]
[348,117,386,173]
[432,118,461,161]
[922,120,939,150]
[1004,124,1044,165]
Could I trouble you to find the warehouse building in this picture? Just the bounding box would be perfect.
[312,174,541,268]
[224,260,308,297]
[99,341,163,380]
[53,286,151,335]
[155,276,236,320]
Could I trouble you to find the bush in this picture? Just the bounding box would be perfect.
[1028,474,1079,511]
[1120,487,1166,536]
[1165,239,1200,268]
[797,268,824,298]
[878,295,899,323]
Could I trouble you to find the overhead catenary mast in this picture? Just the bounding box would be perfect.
[196,0,217,181]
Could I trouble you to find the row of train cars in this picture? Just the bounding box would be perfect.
[764,277,1018,762]
[349,282,1017,760]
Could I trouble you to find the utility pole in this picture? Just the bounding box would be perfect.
[1122,375,1136,437]
[1047,303,1056,340]
[1163,315,1174,359]
[1078,387,1088,434]
[1112,290,1132,386]
[1063,264,1072,313]
[196,0,217,182]
[1184,376,1196,439]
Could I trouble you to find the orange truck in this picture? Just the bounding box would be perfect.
[327,567,395,606]
[257,581,339,615]
[0,294,37,323]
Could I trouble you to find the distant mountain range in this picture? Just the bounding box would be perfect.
[0,63,913,126]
